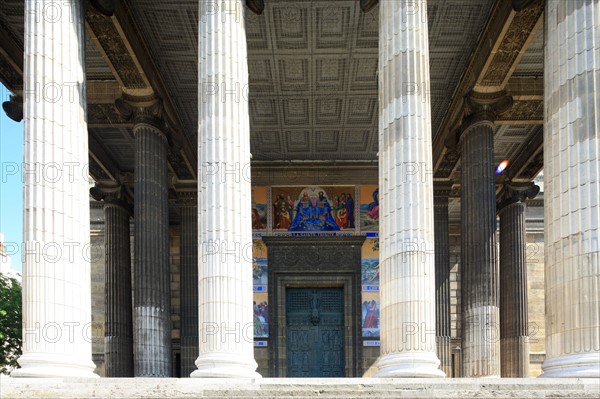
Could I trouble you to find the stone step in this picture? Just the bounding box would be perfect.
[2,377,599,399]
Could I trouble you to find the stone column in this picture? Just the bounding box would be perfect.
[178,192,198,377]
[90,185,134,377]
[11,1,97,378]
[434,185,452,377]
[116,96,172,377]
[374,0,444,378]
[459,93,511,378]
[134,117,171,377]
[542,0,600,378]
[498,183,539,377]
[193,0,260,378]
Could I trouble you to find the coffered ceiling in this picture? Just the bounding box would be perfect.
[124,0,496,162]
[0,0,545,192]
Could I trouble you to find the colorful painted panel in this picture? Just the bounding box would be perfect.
[253,258,268,292]
[361,291,380,337]
[253,240,268,338]
[361,239,380,337]
[272,186,356,231]
[360,185,379,232]
[361,258,379,291]
[253,293,269,338]
[252,186,267,231]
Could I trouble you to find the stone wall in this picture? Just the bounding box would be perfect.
[525,204,545,377]
[88,202,546,378]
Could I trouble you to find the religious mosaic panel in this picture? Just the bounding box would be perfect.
[361,291,380,338]
[360,185,379,232]
[252,186,268,231]
[361,258,379,291]
[253,292,269,338]
[253,257,268,292]
[272,186,356,231]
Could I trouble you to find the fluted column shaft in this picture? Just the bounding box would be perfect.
[193,0,260,378]
[434,194,452,377]
[460,120,500,377]
[375,0,444,378]
[179,196,198,377]
[12,0,97,378]
[133,124,171,377]
[499,201,529,377]
[104,199,134,377]
[542,0,600,378]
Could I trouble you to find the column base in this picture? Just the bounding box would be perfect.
[191,353,262,379]
[11,353,98,378]
[540,353,600,378]
[374,352,445,378]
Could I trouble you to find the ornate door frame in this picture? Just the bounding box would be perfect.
[263,236,364,377]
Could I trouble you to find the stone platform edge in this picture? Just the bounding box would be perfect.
[1,376,599,399]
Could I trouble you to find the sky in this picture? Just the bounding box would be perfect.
[0,83,24,273]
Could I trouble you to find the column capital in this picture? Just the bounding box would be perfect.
[433,181,454,200]
[360,0,378,13]
[2,95,23,122]
[90,184,132,214]
[512,0,542,11]
[89,0,115,16]
[497,181,540,212]
[115,94,168,138]
[176,191,198,208]
[247,0,265,15]
[460,91,513,137]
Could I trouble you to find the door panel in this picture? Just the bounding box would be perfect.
[286,288,344,377]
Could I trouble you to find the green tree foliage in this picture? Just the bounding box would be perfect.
[0,273,22,374]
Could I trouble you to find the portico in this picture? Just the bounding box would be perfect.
[0,0,598,380]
